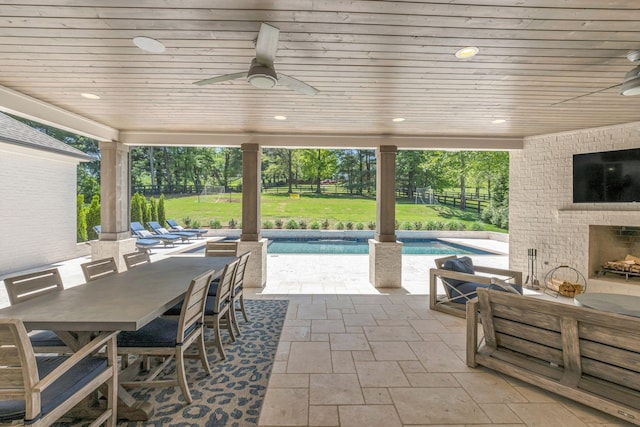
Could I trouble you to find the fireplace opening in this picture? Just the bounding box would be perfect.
[589,225,640,281]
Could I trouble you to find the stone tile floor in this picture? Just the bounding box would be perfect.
[1,237,629,426]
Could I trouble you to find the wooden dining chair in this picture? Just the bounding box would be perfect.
[0,318,118,426]
[204,240,238,257]
[3,268,69,353]
[116,270,214,405]
[80,257,118,282]
[208,252,251,337]
[203,258,239,359]
[123,250,151,269]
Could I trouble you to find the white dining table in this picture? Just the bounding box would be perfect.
[0,254,236,421]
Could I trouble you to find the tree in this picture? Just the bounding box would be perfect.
[76,194,87,242]
[85,195,101,240]
[301,149,337,193]
[396,151,427,198]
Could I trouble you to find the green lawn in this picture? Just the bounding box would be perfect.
[164,193,505,232]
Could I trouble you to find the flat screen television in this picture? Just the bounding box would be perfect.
[573,148,640,203]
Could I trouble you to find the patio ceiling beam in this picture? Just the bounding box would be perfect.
[119,131,523,150]
[0,85,119,142]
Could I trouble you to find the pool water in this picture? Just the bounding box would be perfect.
[267,239,490,255]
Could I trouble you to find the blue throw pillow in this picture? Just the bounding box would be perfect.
[442,257,475,287]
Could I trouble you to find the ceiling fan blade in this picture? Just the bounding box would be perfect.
[255,23,280,65]
[278,74,319,96]
[551,83,621,106]
[193,72,247,86]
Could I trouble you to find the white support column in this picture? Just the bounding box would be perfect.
[92,141,135,272]
[240,143,267,288]
[369,145,403,288]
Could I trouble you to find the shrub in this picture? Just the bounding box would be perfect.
[228,218,238,229]
[275,218,283,229]
[209,219,222,229]
[413,221,423,230]
[367,221,376,230]
[321,219,329,230]
[157,194,166,228]
[310,221,320,230]
[470,221,485,231]
[285,219,298,229]
[262,220,274,229]
[85,194,101,240]
[356,222,364,230]
[335,221,344,230]
[141,196,150,227]
[395,220,400,230]
[298,219,307,229]
[345,221,354,230]
[401,222,413,230]
[191,220,201,228]
[444,221,466,231]
[149,197,158,221]
[183,216,192,227]
[130,193,143,224]
[77,194,88,242]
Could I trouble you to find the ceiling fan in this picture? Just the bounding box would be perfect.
[552,50,640,105]
[193,23,318,96]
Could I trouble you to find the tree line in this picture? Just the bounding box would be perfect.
[13,115,510,230]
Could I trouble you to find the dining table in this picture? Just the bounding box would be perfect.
[0,254,236,421]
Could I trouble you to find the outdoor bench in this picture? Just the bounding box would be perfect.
[467,288,640,425]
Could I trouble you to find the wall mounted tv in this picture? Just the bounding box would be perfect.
[573,148,640,203]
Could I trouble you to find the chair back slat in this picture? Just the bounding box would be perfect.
[123,251,151,270]
[205,240,238,257]
[178,270,215,341]
[4,269,64,305]
[81,257,118,282]
[0,320,38,396]
[216,260,239,313]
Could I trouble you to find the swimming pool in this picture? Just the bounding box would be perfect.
[266,238,490,255]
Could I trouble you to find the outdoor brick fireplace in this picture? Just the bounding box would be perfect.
[588,225,640,280]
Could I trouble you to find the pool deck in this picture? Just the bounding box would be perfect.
[0,236,510,307]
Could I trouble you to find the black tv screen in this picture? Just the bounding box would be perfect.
[573,148,640,203]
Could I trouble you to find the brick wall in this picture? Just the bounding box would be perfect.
[0,143,87,276]
[510,121,640,293]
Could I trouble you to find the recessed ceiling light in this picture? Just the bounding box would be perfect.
[80,93,100,100]
[133,36,166,53]
[274,115,287,120]
[455,46,479,59]
[392,117,405,122]
[492,119,506,124]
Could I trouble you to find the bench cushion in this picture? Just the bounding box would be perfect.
[29,330,66,347]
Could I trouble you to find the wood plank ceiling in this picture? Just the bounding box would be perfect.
[1,0,640,144]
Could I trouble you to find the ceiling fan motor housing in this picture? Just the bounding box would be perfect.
[247,58,278,89]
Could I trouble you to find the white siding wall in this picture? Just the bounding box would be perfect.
[510,121,640,294]
[0,143,86,275]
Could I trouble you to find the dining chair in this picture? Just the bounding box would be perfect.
[116,269,214,405]
[208,252,251,337]
[3,268,69,353]
[203,258,239,359]
[204,240,238,257]
[0,318,118,426]
[80,257,118,282]
[123,250,151,269]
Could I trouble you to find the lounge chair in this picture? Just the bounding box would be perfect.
[130,221,179,247]
[429,255,522,318]
[148,221,196,242]
[95,225,161,251]
[166,219,207,238]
